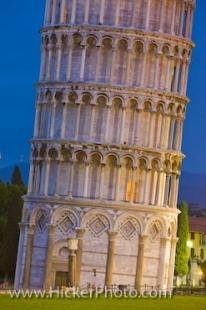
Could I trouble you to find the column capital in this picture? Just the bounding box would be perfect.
[68,238,78,251]
[160,237,171,246]
[139,234,148,243]
[108,231,118,241]
[171,237,179,245]
[76,227,86,239]
[19,222,27,230]
[48,224,56,236]
[27,224,35,235]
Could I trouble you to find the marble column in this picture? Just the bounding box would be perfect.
[51,0,57,25]
[68,238,78,287]
[15,222,26,289]
[99,0,105,24]
[43,225,56,290]
[66,43,73,81]
[34,103,41,138]
[135,235,148,291]
[158,237,170,289]
[28,161,35,194]
[60,0,66,24]
[61,102,68,139]
[105,231,117,288]
[50,101,57,138]
[44,0,51,26]
[84,0,90,24]
[55,43,62,80]
[44,160,50,196]
[23,224,35,289]
[171,0,177,35]
[76,228,86,286]
[145,0,151,30]
[71,0,77,24]
[167,238,178,290]
[99,163,105,199]
[114,1,120,26]
[80,45,86,81]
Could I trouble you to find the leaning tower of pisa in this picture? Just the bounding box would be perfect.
[15,0,195,290]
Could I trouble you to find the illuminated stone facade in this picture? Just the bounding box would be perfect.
[15,0,195,290]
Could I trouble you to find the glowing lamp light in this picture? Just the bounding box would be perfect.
[187,240,193,248]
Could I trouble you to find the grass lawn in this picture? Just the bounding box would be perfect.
[0,295,206,310]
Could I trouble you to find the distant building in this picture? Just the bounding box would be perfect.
[187,217,206,287]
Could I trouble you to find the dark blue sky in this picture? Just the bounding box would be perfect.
[0,1,205,173]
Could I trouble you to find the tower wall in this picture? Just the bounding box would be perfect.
[15,0,195,290]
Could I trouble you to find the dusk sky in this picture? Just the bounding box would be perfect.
[0,1,206,173]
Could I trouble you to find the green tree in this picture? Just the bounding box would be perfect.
[200,260,206,286]
[11,166,24,186]
[175,202,189,276]
[2,185,25,280]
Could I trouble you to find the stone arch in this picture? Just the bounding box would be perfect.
[73,151,87,197]
[146,43,158,88]
[30,205,51,226]
[144,217,166,238]
[48,34,58,80]
[176,105,183,117]
[114,213,143,234]
[52,240,69,258]
[54,100,64,139]
[110,97,124,144]
[159,45,170,90]
[52,207,79,235]
[71,33,83,81]
[138,156,149,170]
[91,95,108,143]
[123,99,138,145]
[78,94,92,141]
[131,41,144,87]
[98,37,113,83]
[45,89,53,101]
[35,209,49,233]
[140,101,152,147]
[143,218,166,287]
[81,209,113,229]
[119,156,134,202]
[167,102,175,115]
[104,152,119,164]
[80,210,111,287]
[114,39,128,85]
[65,95,79,140]
[60,35,69,81]
[113,213,141,286]
[149,159,161,205]
[84,36,98,82]
[87,153,102,199]
[103,154,118,200]
[167,220,177,239]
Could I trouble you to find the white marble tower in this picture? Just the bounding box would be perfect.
[15,0,195,290]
